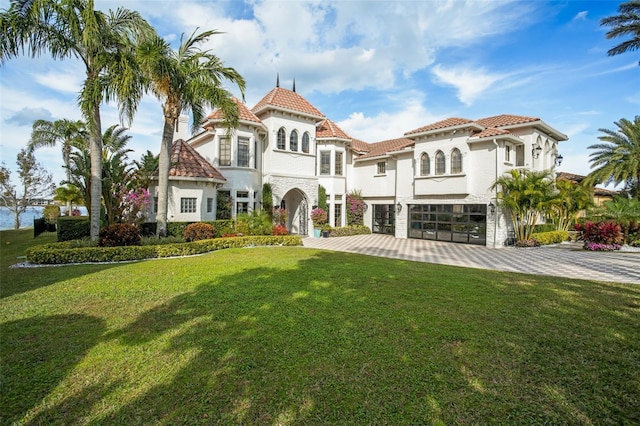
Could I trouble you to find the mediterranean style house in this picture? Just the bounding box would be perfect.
[148,82,568,247]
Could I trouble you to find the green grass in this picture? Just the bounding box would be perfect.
[1,229,639,424]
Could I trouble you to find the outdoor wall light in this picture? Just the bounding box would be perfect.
[363,203,369,212]
[396,203,402,214]
[532,144,542,159]
[554,154,564,167]
[488,202,496,215]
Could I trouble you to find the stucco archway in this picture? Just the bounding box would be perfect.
[280,188,310,236]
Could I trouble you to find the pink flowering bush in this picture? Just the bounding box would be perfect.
[346,192,366,226]
[311,208,327,226]
[273,207,288,226]
[584,242,622,251]
[116,187,150,225]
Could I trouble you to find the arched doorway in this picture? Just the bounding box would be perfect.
[281,188,309,236]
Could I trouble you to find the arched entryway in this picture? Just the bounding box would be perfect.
[280,188,309,236]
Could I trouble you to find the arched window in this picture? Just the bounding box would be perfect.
[451,148,462,174]
[290,130,298,151]
[435,150,445,175]
[277,128,286,150]
[302,132,310,153]
[420,153,430,176]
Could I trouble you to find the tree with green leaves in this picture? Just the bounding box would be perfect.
[586,116,640,200]
[491,169,556,241]
[601,1,640,64]
[28,118,87,212]
[136,29,246,237]
[53,184,84,214]
[548,179,594,231]
[0,0,154,240]
[101,125,134,225]
[0,149,55,229]
[132,150,159,190]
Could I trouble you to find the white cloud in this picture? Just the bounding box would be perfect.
[33,67,84,94]
[431,65,506,106]
[573,11,588,21]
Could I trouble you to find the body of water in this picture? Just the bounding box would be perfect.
[0,206,88,230]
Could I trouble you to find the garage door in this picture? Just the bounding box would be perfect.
[408,204,487,245]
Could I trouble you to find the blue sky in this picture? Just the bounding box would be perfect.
[1,0,638,188]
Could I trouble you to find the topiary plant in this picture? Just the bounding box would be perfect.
[99,223,142,247]
[183,222,217,242]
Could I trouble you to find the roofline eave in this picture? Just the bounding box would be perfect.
[405,122,484,138]
[252,104,325,121]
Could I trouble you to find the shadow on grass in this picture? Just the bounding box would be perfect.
[95,251,639,424]
[0,314,106,425]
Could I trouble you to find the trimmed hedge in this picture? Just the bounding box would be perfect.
[26,235,303,265]
[531,230,569,245]
[57,216,90,241]
[328,225,372,237]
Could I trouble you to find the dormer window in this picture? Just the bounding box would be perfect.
[277,128,286,150]
[290,130,298,151]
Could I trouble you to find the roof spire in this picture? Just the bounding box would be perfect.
[276,73,280,88]
[293,77,296,93]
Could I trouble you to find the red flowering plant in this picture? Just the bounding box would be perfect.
[311,208,327,227]
[273,207,288,226]
[272,224,288,235]
[346,191,365,226]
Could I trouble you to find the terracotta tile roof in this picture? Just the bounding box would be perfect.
[475,114,540,128]
[470,128,512,138]
[594,187,618,196]
[206,97,262,124]
[404,117,474,136]
[351,138,371,154]
[316,119,351,140]
[169,139,226,181]
[252,87,324,118]
[556,172,586,182]
[357,138,414,160]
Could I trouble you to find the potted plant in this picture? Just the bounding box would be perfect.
[311,207,327,238]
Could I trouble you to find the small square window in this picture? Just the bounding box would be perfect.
[377,161,386,175]
[180,197,197,214]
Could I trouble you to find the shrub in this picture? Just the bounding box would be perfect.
[574,221,623,246]
[311,208,327,227]
[329,225,371,237]
[43,205,61,224]
[235,211,272,236]
[273,207,288,226]
[99,223,142,247]
[530,230,569,245]
[272,224,288,235]
[584,243,622,251]
[346,191,366,226]
[533,223,556,233]
[631,239,640,248]
[515,238,540,248]
[140,222,157,237]
[27,235,303,264]
[183,222,217,242]
[57,216,90,241]
[167,222,191,237]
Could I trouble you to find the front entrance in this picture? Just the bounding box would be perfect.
[408,204,487,245]
[372,204,395,235]
[281,188,310,236]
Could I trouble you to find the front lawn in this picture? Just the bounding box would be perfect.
[1,229,639,424]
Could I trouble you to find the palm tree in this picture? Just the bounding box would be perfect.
[132,150,159,190]
[101,125,134,225]
[600,1,640,64]
[137,29,246,236]
[548,179,594,231]
[586,116,640,200]
[53,184,84,215]
[0,0,153,240]
[490,169,556,241]
[28,118,87,212]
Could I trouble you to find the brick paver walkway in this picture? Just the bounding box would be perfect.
[302,234,640,285]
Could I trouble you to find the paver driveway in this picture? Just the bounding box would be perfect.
[303,234,640,285]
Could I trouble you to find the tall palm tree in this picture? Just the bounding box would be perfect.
[28,118,87,212]
[586,116,640,200]
[132,150,159,190]
[0,0,153,240]
[490,169,556,241]
[137,29,246,237]
[601,1,640,64]
[101,125,134,225]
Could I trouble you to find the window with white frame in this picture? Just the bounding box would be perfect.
[320,151,331,175]
[181,197,197,213]
[435,151,445,175]
[219,137,231,166]
[236,191,249,214]
[238,137,250,167]
[451,148,462,174]
[505,145,511,163]
[377,161,386,175]
[420,153,430,176]
[277,128,286,150]
[302,132,310,153]
[335,152,343,176]
[290,130,298,151]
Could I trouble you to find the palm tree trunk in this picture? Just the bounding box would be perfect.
[64,142,72,215]
[156,118,174,237]
[89,106,103,241]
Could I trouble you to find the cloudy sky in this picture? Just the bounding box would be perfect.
[1,0,638,187]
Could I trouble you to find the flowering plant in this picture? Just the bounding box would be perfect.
[272,224,288,235]
[310,208,327,226]
[584,242,622,251]
[273,207,288,226]
[116,186,150,225]
[346,192,365,226]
